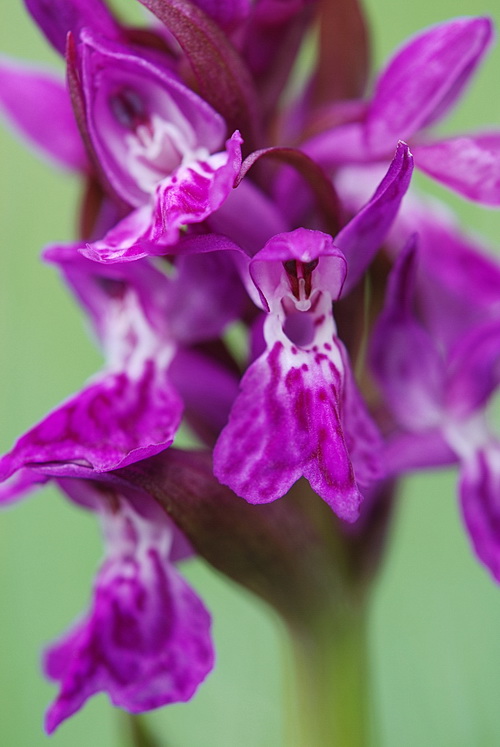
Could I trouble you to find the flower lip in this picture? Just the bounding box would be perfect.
[79,28,227,206]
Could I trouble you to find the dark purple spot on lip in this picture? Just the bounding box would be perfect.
[303,259,319,273]
[283,259,319,302]
[314,352,329,365]
[324,342,332,351]
[283,260,298,278]
[109,87,149,131]
[94,276,127,299]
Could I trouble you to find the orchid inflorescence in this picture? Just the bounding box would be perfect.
[2,0,500,738]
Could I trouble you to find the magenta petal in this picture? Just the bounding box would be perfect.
[336,142,413,294]
[208,178,289,256]
[44,245,173,343]
[446,321,500,419]
[341,353,383,487]
[366,17,493,151]
[44,502,213,733]
[302,122,368,169]
[371,317,445,432]
[0,60,86,171]
[82,205,159,264]
[413,134,500,204]
[152,132,243,240]
[370,238,446,431]
[0,368,182,482]
[190,0,250,30]
[85,133,243,264]
[25,0,121,56]
[0,468,48,505]
[384,429,456,475]
[396,196,500,349]
[459,445,500,583]
[213,339,363,522]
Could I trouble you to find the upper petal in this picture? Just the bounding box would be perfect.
[250,228,347,312]
[152,132,243,242]
[44,244,172,344]
[366,17,493,152]
[335,142,413,294]
[370,238,446,431]
[25,0,121,56]
[386,191,500,351]
[413,133,500,205]
[0,60,86,171]
[446,320,500,419]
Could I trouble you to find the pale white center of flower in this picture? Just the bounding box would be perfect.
[125,114,210,193]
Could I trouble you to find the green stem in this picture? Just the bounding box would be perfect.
[122,713,163,747]
[286,600,370,747]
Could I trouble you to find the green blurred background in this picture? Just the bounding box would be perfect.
[2,1,500,745]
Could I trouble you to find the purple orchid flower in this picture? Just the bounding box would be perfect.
[303,17,500,204]
[213,143,413,521]
[0,251,182,480]
[0,461,213,733]
[370,232,500,582]
[71,30,242,262]
[0,239,244,483]
[43,478,213,734]
[24,0,121,56]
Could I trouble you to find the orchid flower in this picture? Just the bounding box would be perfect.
[73,30,242,262]
[0,240,244,483]
[370,229,500,582]
[303,17,500,204]
[44,478,212,733]
[214,142,413,520]
[0,461,213,734]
